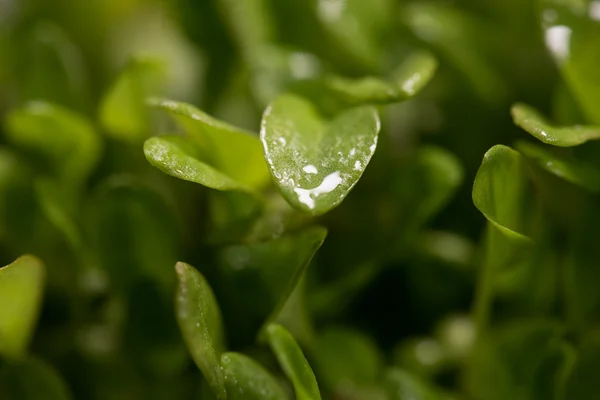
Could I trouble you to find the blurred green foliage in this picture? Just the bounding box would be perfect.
[1,0,600,399]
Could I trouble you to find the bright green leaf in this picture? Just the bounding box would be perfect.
[472,145,532,240]
[220,352,287,400]
[100,56,166,142]
[516,140,600,192]
[216,226,327,345]
[150,98,270,189]
[175,262,226,400]
[512,103,600,147]
[266,323,321,400]
[325,51,438,105]
[0,356,72,400]
[144,135,243,191]
[4,102,101,188]
[0,255,45,359]
[312,327,383,390]
[261,94,380,215]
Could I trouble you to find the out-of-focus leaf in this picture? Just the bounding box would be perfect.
[541,0,600,124]
[512,103,600,146]
[516,140,600,192]
[324,51,438,105]
[144,135,243,191]
[393,337,447,378]
[261,94,380,215]
[16,22,89,111]
[220,352,287,400]
[150,98,270,189]
[216,226,327,344]
[316,0,393,69]
[100,56,166,142]
[175,262,226,400]
[472,145,532,241]
[465,321,574,400]
[312,327,383,390]
[266,323,321,400]
[384,368,444,400]
[403,3,507,104]
[4,102,101,188]
[207,190,263,244]
[0,255,44,359]
[89,177,179,290]
[0,356,72,400]
[564,335,600,400]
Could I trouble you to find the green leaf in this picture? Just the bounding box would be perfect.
[3,102,101,188]
[220,352,287,400]
[403,3,507,104]
[89,177,180,290]
[0,255,45,359]
[144,135,244,191]
[512,103,600,146]
[99,56,166,142]
[516,140,600,192]
[261,94,380,215]
[324,51,438,105]
[564,335,600,400]
[266,323,321,400]
[0,356,72,400]
[216,226,327,345]
[384,368,444,400]
[540,0,600,124]
[472,145,532,240]
[312,327,383,390]
[150,98,270,189]
[465,321,573,400]
[175,262,227,400]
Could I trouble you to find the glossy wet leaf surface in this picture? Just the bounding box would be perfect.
[541,0,600,124]
[0,357,72,400]
[0,255,45,359]
[324,51,438,105]
[472,145,532,240]
[516,140,600,192]
[4,102,101,187]
[261,94,380,215]
[216,226,327,345]
[150,98,270,189]
[220,352,287,400]
[266,323,321,400]
[144,135,243,191]
[512,103,600,147]
[175,262,226,400]
[100,56,165,142]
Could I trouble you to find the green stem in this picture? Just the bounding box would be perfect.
[473,224,495,333]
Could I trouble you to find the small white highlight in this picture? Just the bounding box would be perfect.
[278,137,286,145]
[294,171,343,209]
[545,25,572,63]
[349,148,356,157]
[401,74,419,96]
[354,160,362,170]
[302,164,318,174]
[590,1,600,21]
[415,339,443,366]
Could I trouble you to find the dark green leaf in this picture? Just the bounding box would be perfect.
[512,103,600,146]
[261,94,380,215]
[384,368,443,400]
[216,226,327,344]
[220,352,288,400]
[175,262,226,400]
[312,327,383,390]
[0,255,44,359]
[0,357,72,400]
[266,323,321,400]
[564,335,600,400]
[100,56,166,142]
[150,98,270,189]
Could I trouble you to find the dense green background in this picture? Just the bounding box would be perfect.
[1,0,600,399]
